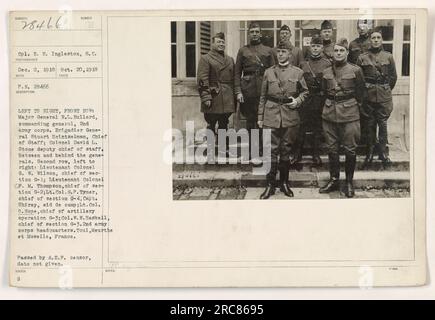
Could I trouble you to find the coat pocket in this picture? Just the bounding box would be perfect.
[343,98,357,108]
[285,78,298,94]
[267,80,281,95]
[323,74,335,90]
[341,73,356,90]
[241,75,256,97]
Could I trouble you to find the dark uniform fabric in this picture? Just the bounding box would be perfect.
[197,49,239,131]
[321,39,335,61]
[295,56,332,158]
[356,47,397,154]
[348,35,372,145]
[258,63,308,181]
[321,61,366,156]
[235,42,276,126]
[348,35,371,64]
[272,41,304,68]
[235,42,276,156]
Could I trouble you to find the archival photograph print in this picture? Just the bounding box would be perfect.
[171,18,412,200]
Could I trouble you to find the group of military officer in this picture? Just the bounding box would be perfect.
[197,19,397,199]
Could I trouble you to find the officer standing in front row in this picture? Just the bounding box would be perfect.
[197,32,239,157]
[357,27,397,168]
[257,41,308,199]
[292,34,331,165]
[235,22,276,160]
[319,38,366,198]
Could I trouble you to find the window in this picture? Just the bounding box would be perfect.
[239,20,281,47]
[185,22,196,78]
[171,22,177,78]
[171,21,211,79]
[402,19,411,76]
[294,20,337,51]
[375,19,394,53]
[199,21,211,55]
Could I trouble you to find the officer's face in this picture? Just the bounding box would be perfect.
[280,30,291,42]
[212,38,226,52]
[310,43,323,56]
[277,48,290,63]
[357,23,371,36]
[370,32,383,48]
[249,27,261,42]
[333,45,348,62]
[320,29,332,40]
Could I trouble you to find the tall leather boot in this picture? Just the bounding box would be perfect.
[290,129,304,165]
[344,154,356,198]
[311,133,322,166]
[379,145,392,168]
[279,161,294,197]
[319,153,340,193]
[260,162,277,199]
[361,144,374,170]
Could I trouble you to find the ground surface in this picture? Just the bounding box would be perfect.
[173,186,410,200]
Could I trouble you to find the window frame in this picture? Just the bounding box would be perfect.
[172,21,200,80]
[239,20,281,47]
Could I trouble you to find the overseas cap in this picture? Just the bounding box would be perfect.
[213,32,225,40]
[321,20,333,30]
[371,26,383,36]
[280,24,291,32]
[335,37,349,49]
[311,34,323,45]
[277,40,291,50]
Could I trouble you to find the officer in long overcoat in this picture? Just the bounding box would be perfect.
[197,32,240,152]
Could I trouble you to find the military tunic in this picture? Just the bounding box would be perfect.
[197,49,239,132]
[321,39,335,61]
[299,56,331,134]
[235,42,276,125]
[235,42,276,156]
[348,35,372,145]
[356,47,397,153]
[258,63,308,164]
[348,35,371,64]
[321,61,366,155]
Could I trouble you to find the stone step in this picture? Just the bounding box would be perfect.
[172,154,409,172]
[172,169,410,189]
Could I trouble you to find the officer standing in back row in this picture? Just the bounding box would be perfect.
[357,27,397,168]
[319,38,366,198]
[348,19,374,64]
[235,22,276,160]
[292,34,331,166]
[320,20,335,61]
[348,19,375,148]
[272,24,304,68]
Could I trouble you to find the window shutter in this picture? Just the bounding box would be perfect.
[200,21,211,55]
